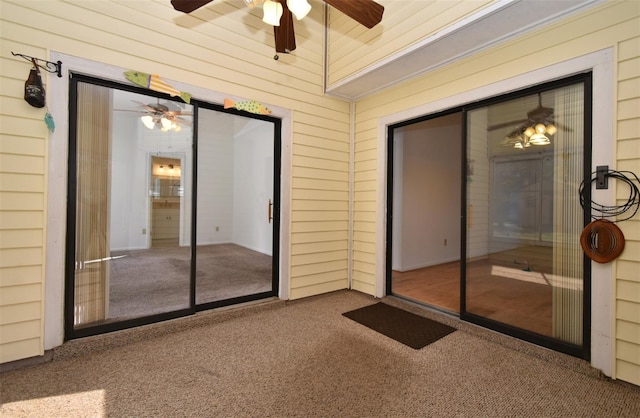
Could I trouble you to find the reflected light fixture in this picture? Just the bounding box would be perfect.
[525,122,555,146]
[161,117,174,131]
[140,115,181,132]
[263,0,283,26]
[287,0,311,20]
[141,115,155,130]
[511,121,557,149]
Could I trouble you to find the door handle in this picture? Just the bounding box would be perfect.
[268,199,273,224]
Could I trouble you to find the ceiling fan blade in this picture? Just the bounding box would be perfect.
[274,1,296,53]
[323,0,384,29]
[488,119,528,131]
[171,0,214,13]
[132,100,160,113]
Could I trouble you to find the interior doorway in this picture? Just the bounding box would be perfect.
[389,112,462,313]
[150,156,183,248]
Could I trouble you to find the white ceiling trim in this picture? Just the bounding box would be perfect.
[325,0,605,100]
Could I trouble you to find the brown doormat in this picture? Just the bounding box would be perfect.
[343,302,456,349]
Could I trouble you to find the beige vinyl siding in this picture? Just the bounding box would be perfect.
[353,0,639,385]
[615,35,640,386]
[326,0,495,87]
[0,32,47,361]
[0,0,350,364]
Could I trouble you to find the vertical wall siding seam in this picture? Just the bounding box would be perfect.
[348,101,355,289]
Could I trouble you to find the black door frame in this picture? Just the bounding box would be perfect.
[386,72,592,359]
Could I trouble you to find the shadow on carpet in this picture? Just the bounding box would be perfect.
[343,302,456,349]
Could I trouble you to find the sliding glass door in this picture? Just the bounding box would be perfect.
[66,74,279,338]
[195,106,279,307]
[386,74,591,357]
[464,76,590,355]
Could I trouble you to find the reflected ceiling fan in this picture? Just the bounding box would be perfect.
[170,0,384,54]
[134,100,192,132]
[489,93,571,149]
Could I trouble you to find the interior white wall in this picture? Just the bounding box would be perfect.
[232,122,274,255]
[197,111,235,246]
[392,114,462,271]
[110,112,148,251]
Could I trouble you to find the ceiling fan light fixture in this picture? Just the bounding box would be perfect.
[287,0,311,20]
[263,0,283,26]
[524,126,536,138]
[546,123,557,136]
[141,115,155,130]
[161,117,174,130]
[529,132,551,145]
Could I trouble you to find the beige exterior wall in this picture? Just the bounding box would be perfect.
[615,34,640,385]
[352,0,639,386]
[0,0,350,363]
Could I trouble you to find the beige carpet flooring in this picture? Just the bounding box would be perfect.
[2,290,639,417]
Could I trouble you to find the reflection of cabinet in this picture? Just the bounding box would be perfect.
[152,201,180,241]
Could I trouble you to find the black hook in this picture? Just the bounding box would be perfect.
[11,52,62,78]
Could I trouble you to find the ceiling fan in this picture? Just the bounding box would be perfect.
[489,93,571,148]
[133,100,192,132]
[170,0,384,54]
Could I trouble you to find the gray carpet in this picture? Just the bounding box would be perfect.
[107,243,272,320]
[2,290,639,417]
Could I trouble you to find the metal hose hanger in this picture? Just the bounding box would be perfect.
[579,169,640,222]
[578,168,639,263]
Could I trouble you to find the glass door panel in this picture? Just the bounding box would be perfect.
[71,80,193,329]
[389,113,463,312]
[195,107,275,305]
[465,82,586,346]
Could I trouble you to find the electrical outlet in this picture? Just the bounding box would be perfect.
[444,238,447,246]
[142,228,146,235]
[215,226,219,232]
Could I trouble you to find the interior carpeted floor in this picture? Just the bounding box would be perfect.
[106,243,272,320]
[2,290,639,417]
